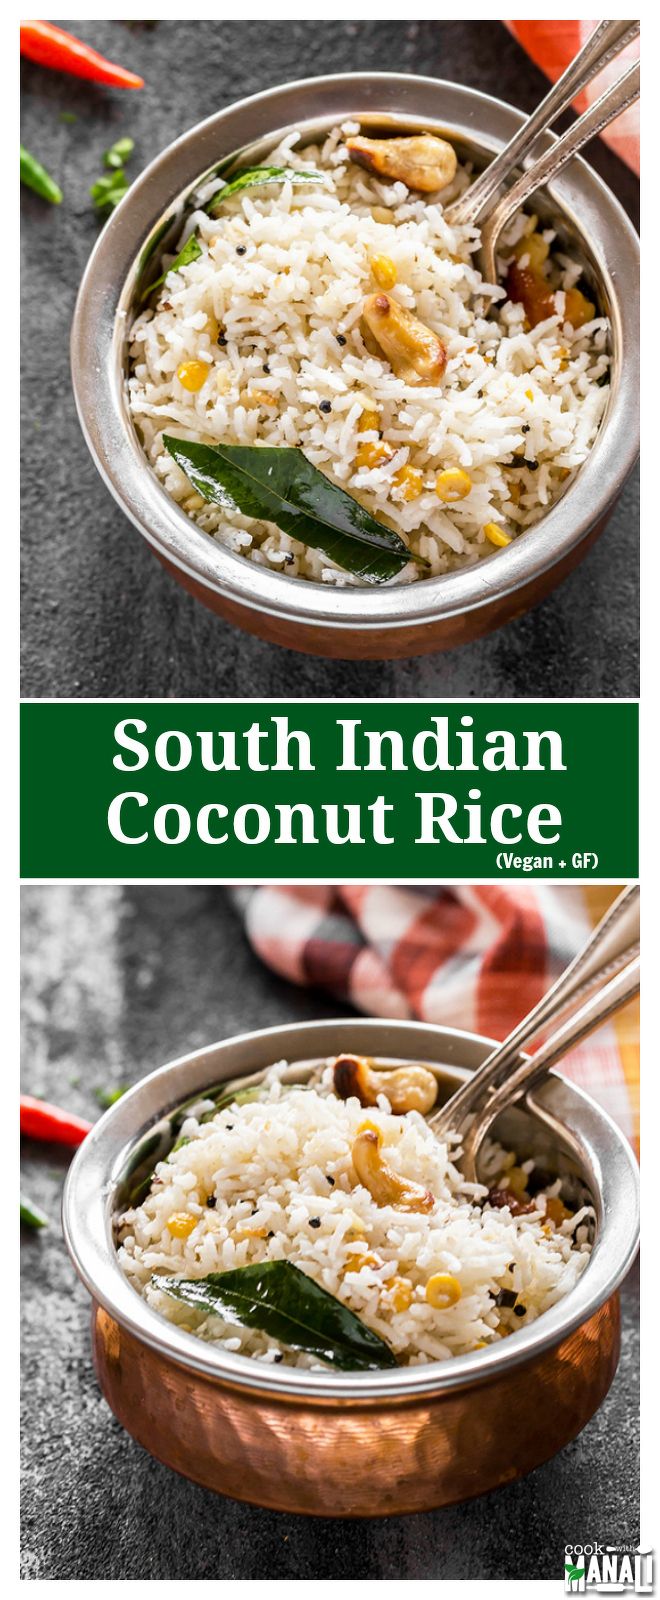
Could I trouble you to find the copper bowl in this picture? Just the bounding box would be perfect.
[70,73,639,660]
[62,1018,639,1517]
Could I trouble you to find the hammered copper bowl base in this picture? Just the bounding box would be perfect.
[64,1019,639,1518]
[93,1295,620,1516]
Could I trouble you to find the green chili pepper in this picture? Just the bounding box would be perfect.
[20,145,62,204]
[104,136,134,170]
[20,1194,49,1230]
[90,168,130,213]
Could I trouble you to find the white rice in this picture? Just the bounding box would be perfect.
[117,1062,594,1370]
[128,121,610,587]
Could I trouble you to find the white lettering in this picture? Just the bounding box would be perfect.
[275,804,319,845]
[271,717,314,772]
[197,804,229,843]
[415,792,461,843]
[154,730,192,772]
[197,730,239,772]
[528,804,562,843]
[107,791,148,843]
[113,719,149,772]
[323,804,365,845]
[234,803,270,844]
[154,803,190,844]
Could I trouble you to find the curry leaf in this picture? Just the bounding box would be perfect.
[152,1261,398,1370]
[201,1084,264,1121]
[170,1134,192,1155]
[163,436,423,583]
[139,232,203,303]
[207,165,320,215]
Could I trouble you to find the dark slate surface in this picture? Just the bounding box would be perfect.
[20,19,639,698]
[20,886,639,1581]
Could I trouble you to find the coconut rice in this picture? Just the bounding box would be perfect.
[116,1062,594,1370]
[127,120,610,588]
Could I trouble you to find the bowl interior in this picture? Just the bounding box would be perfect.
[131,111,610,320]
[112,1049,595,1223]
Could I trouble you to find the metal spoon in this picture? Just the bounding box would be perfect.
[445,18,639,283]
[455,953,639,1183]
[429,884,639,1181]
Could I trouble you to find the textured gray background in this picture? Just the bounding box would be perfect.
[20,18,639,698]
[20,886,639,1581]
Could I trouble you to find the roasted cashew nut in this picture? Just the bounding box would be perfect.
[333,1054,437,1114]
[362,293,447,386]
[346,134,457,194]
[352,1128,435,1213]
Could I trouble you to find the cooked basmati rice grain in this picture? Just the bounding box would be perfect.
[117,1063,593,1370]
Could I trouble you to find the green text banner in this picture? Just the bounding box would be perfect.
[21,700,638,880]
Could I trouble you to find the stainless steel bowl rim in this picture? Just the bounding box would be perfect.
[70,72,639,635]
[63,1016,639,1403]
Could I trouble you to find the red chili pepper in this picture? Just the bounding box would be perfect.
[20,1095,93,1148]
[20,21,144,90]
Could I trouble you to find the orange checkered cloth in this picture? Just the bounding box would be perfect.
[234,885,639,1151]
[507,20,639,174]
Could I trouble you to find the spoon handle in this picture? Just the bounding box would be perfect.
[429,884,639,1139]
[447,19,640,230]
[478,57,639,280]
[459,954,640,1181]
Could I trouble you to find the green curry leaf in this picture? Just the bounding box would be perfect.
[152,1260,398,1370]
[207,165,320,215]
[163,436,423,583]
[139,232,203,304]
